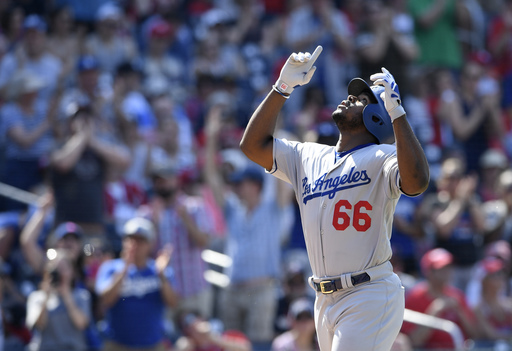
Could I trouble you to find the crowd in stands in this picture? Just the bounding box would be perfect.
[0,0,512,350]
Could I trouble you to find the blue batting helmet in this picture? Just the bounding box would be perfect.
[347,78,395,144]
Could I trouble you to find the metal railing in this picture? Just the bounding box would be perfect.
[403,308,466,350]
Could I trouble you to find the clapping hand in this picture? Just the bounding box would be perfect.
[155,244,173,276]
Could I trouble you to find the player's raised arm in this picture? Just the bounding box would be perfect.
[370,67,430,196]
[240,46,323,171]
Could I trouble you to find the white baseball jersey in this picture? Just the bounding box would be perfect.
[269,138,403,279]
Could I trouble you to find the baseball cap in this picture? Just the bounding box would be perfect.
[230,165,264,185]
[348,78,379,104]
[77,55,100,72]
[149,20,174,38]
[481,257,505,275]
[53,222,84,241]
[115,61,142,77]
[7,70,46,99]
[96,2,122,22]
[23,14,47,32]
[485,240,511,263]
[420,248,453,272]
[150,161,178,179]
[123,217,155,242]
[479,149,508,169]
[288,298,314,320]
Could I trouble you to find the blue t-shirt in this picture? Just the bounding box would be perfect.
[95,259,174,347]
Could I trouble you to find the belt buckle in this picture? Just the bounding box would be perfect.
[319,280,334,294]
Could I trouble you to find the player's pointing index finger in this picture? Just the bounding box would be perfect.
[305,45,323,69]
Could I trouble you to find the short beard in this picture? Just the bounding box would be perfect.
[331,110,364,131]
[155,188,176,200]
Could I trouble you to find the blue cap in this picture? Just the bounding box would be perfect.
[230,166,264,185]
[77,55,100,72]
[23,14,47,32]
[53,222,84,241]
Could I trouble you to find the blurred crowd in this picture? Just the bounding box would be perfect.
[0,0,512,350]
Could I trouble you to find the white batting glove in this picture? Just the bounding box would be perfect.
[274,46,323,96]
[370,67,405,122]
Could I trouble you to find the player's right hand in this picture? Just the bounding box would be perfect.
[370,67,405,122]
[275,45,323,95]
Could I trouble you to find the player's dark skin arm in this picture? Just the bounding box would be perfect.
[392,116,430,196]
[240,90,285,171]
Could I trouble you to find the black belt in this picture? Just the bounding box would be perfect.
[313,272,370,294]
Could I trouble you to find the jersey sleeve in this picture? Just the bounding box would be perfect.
[266,138,302,187]
[382,151,402,199]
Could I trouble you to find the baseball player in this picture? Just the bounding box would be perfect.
[240,46,429,351]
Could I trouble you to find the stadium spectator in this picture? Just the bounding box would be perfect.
[271,298,318,351]
[26,249,91,351]
[488,0,512,117]
[419,156,486,291]
[141,19,187,100]
[408,0,466,71]
[436,60,504,172]
[282,0,353,113]
[141,161,214,321]
[57,55,108,126]
[46,6,82,86]
[0,70,53,214]
[174,309,252,351]
[150,93,197,175]
[274,259,311,335]
[495,170,512,243]
[0,14,62,102]
[49,103,131,237]
[0,5,25,51]
[113,60,157,139]
[401,248,478,350]
[204,105,293,348]
[20,199,85,282]
[83,2,138,76]
[472,257,512,349]
[354,0,418,98]
[95,217,179,351]
[477,148,509,203]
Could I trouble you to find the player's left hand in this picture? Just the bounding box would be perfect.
[370,67,405,122]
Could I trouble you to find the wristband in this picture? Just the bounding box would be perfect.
[389,105,406,122]
[272,85,290,99]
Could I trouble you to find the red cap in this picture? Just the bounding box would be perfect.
[150,21,174,38]
[481,257,505,275]
[420,248,453,272]
[485,240,511,262]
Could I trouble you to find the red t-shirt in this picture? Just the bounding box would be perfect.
[401,282,475,350]
[488,16,512,77]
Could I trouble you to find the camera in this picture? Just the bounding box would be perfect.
[50,269,61,286]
